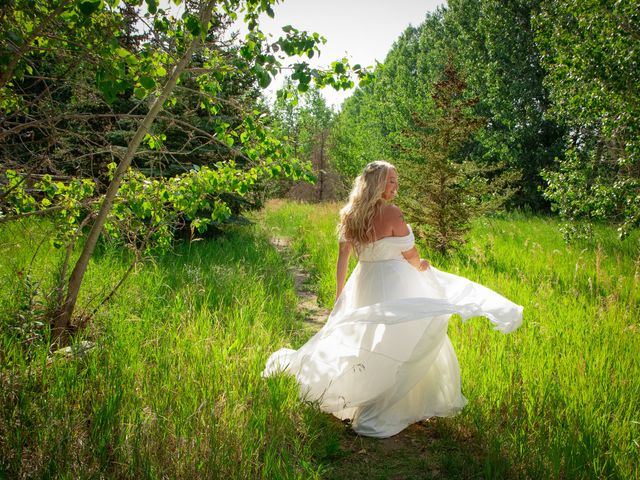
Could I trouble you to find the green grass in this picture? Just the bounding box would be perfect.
[260,199,351,308]
[2,202,639,479]
[0,217,339,479]
[262,200,640,479]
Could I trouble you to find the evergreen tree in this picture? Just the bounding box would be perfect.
[396,61,516,253]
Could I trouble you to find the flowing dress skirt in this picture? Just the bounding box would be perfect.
[264,248,522,438]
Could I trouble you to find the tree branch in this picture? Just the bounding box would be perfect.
[53,0,218,342]
[0,0,73,89]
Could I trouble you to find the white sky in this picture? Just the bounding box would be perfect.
[255,0,446,109]
[159,0,446,109]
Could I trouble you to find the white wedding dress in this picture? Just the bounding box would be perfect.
[263,226,523,438]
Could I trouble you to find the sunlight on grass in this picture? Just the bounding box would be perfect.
[1,203,638,478]
[262,200,640,479]
[0,218,337,479]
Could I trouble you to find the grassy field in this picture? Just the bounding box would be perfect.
[1,201,639,479]
[0,216,339,479]
[262,200,640,479]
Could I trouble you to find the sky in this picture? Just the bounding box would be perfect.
[254,0,446,109]
[159,0,446,109]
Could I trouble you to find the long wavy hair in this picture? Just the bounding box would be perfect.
[338,160,396,253]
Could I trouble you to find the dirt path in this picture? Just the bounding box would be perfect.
[270,236,491,479]
[270,236,328,330]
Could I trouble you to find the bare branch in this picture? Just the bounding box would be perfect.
[0,114,147,141]
[0,0,73,88]
[0,198,98,224]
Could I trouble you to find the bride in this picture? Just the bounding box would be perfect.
[263,160,523,438]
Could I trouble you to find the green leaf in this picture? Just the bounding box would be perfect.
[154,17,168,32]
[139,76,155,90]
[134,87,146,99]
[146,0,158,14]
[78,0,101,16]
[185,15,201,36]
[254,66,271,88]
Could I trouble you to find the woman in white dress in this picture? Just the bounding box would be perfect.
[263,160,523,438]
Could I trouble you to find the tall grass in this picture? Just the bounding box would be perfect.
[263,201,640,479]
[0,217,339,478]
[2,202,638,479]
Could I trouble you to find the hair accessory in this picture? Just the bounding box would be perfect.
[365,162,383,173]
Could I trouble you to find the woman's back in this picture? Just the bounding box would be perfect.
[358,225,415,263]
[372,203,409,241]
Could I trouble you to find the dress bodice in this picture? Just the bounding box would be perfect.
[358,225,415,262]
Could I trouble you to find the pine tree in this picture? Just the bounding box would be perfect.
[397,60,516,253]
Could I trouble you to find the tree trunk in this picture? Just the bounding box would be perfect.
[51,0,216,343]
[318,130,325,201]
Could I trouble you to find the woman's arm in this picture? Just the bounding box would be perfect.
[335,240,352,301]
[385,204,430,271]
[401,246,430,271]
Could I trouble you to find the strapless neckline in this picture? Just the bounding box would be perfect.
[372,225,413,244]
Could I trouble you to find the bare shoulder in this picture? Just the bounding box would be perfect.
[381,204,409,236]
[381,203,403,218]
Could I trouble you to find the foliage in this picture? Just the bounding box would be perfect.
[2,153,312,253]
[328,85,385,182]
[271,84,339,201]
[328,0,637,240]
[0,0,370,336]
[328,2,561,212]
[533,0,640,239]
[329,16,447,183]
[395,61,517,253]
[445,0,565,210]
[2,170,96,247]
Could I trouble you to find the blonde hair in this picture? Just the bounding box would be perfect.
[338,160,396,252]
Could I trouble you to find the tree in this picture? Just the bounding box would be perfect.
[329,3,544,215]
[293,87,335,200]
[534,0,640,238]
[0,0,368,343]
[271,84,342,201]
[329,13,448,186]
[328,84,385,182]
[395,61,517,253]
[445,0,565,210]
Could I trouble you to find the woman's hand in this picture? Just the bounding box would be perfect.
[401,246,430,271]
[418,259,431,271]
